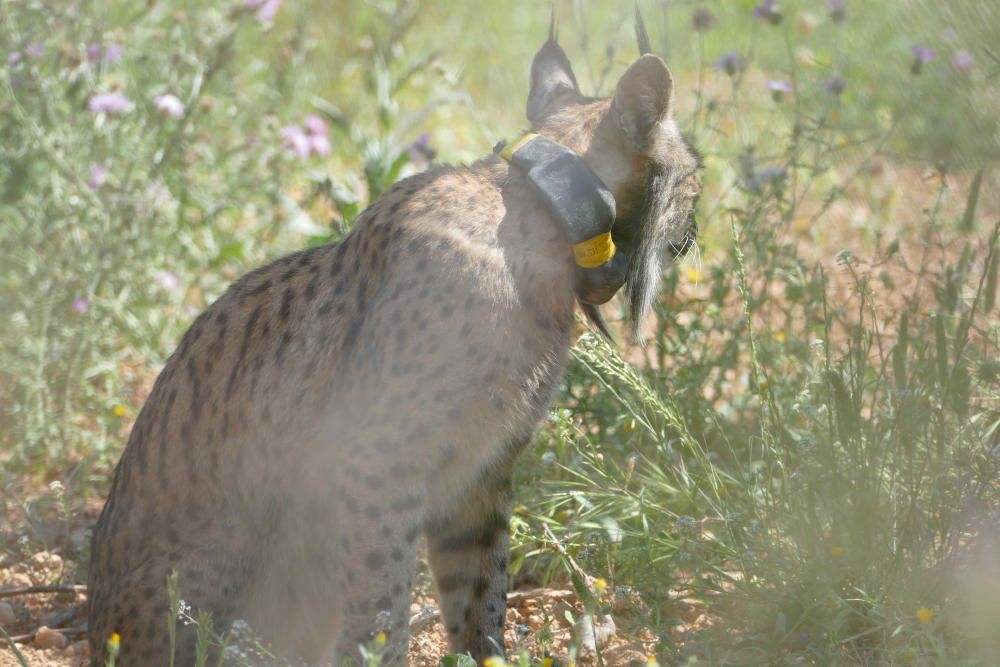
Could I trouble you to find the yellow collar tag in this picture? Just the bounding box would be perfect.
[573,232,616,269]
[499,133,539,162]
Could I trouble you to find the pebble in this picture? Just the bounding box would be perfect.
[34,625,68,650]
[0,601,15,627]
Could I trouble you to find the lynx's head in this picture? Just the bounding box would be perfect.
[522,12,701,339]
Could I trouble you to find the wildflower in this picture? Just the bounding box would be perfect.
[72,297,90,314]
[373,631,387,650]
[408,132,435,164]
[309,133,331,156]
[541,659,553,667]
[280,124,311,159]
[766,79,793,102]
[774,330,787,343]
[303,113,327,136]
[483,658,508,667]
[686,266,702,283]
[827,0,846,23]
[692,8,715,32]
[87,43,123,64]
[824,73,846,96]
[915,607,934,624]
[88,91,133,114]
[103,43,123,64]
[89,163,108,189]
[952,49,974,72]
[647,657,660,666]
[154,93,185,118]
[753,0,783,26]
[246,0,283,22]
[49,481,64,494]
[593,577,607,596]
[112,405,127,417]
[910,45,936,75]
[715,51,747,77]
[6,51,22,66]
[155,270,181,291]
[107,632,121,658]
[25,42,45,59]
[830,545,845,558]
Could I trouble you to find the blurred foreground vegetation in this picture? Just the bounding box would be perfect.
[1,0,998,665]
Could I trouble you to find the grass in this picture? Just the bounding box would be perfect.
[1,0,998,665]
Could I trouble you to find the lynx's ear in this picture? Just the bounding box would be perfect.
[612,54,673,150]
[526,22,580,122]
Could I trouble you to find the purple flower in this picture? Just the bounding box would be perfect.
[103,43,123,64]
[753,0,783,25]
[303,113,328,137]
[154,93,185,118]
[155,270,181,291]
[715,51,748,77]
[910,44,936,74]
[824,73,846,96]
[89,163,108,190]
[86,43,123,64]
[408,132,435,164]
[88,91,133,114]
[6,51,22,67]
[952,49,974,72]
[246,0,282,22]
[758,166,787,183]
[911,44,936,63]
[72,297,90,314]
[692,8,715,32]
[827,0,846,23]
[280,124,311,159]
[766,79,793,101]
[309,133,332,156]
[25,42,45,59]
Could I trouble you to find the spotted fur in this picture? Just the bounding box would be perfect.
[87,35,700,666]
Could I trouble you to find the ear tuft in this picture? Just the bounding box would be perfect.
[526,40,580,122]
[612,54,673,149]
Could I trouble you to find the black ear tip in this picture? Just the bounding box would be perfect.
[548,4,558,42]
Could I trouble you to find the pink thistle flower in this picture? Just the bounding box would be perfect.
[303,113,328,137]
[72,297,90,314]
[309,133,332,156]
[88,91,133,114]
[155,271,181,291]
[280,124,311,159]
[952,49,974,72]
[89,164,108,190]
[246,0,283,22]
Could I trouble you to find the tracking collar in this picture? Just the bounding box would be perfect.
[496,133,628,306]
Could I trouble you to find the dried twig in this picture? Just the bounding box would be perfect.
[0,584,86,599]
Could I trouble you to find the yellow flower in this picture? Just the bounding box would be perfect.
[374,631,387,649]
[483,657,508,667]
[830,546,845,558]
[541,659,553,667]
[107,632,121,657]
[593,578,607,597]
[774,331,787,343]
[916,607,935,624]
[111,404,126,417]
[647,657,660,666]
[686,266,702,283]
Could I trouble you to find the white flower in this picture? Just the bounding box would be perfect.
[154,93,185,118]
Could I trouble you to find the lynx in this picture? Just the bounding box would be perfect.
[87,21,701,667]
